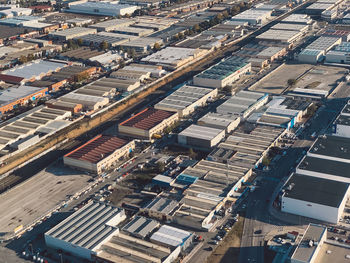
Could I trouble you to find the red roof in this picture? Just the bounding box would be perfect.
[0,74,24,84]
[64,135,130,164]
[119,108,175,131]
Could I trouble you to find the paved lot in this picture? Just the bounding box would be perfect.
[0,165,90,234]
[293,65,347,93]
[249,63,313,94]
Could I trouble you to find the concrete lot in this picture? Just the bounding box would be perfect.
[249,63,313,94]
[0,165,90,235]
[293,65,347,92]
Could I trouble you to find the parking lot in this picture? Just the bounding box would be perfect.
[0,165,90,235]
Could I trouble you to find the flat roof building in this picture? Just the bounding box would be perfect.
[178,124,225,149]
[281,173,350,223]
[64,135,135,174]
[45,201,126,260]
[67,2,139,16]
[290,224,327,263]
[122,216,159,239]
[193,56,251,88]
[216,90,268,119]
[118,107,178,139]
[256,29,303,44]
[154,85,218,117]
[141,197,178,221]
[89,19,135,32]
[141,47,208,70]
[49,27,97,41]
[197,112,241,133]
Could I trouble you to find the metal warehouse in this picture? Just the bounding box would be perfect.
[74,32,130,48]
[193,57,251,88]
[64,135,135,174]
[45,201,126,260]
[67,2,139,16]
[178,124,225,149]
[197,112,241,133]
[118,107,179,139]
[154,85,218,117]
[216,90,268,119]
[256,29,303,44]
[49,27,97,40]
[122,216,159,239]
[89,19,135,32]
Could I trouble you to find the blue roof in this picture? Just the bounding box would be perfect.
[176,174,198,185]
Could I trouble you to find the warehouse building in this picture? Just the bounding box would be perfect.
[122,216,159,239]
[0,60,68,84]
[141,47,208,70]
[178,124,225,149]
[90,76,140,92]
[114,26,154,37]
[193,57,251,88]
[290,224,327,263]
[89,19,135,32]
[64,134,135,174]
[271,23,309,33]
[120,37,163,53]
[110,69,150,82]
[58,93,109,111]
[0,85,48,114]
[256,29,303,45]
[256,46,287,62]
[308,135,350,163]
[118,107,178,139]
[298,36,342,63]
[230,9,272,25]
[197,112,240,133]
[281,173,349,224]
[280,14,313,24]
[45,201,126,260]
[325,42,350,63]
[49,27,97,41]
[123,63,165,77]
[46,100,82,114]
[67,2,139,16]
[150,225,193,249]
[141,197,178,221]
[297,155,350,183]
[216,90,268,119]
[334,114,350,137]
[154,85,218,117]
[74,32,130,48]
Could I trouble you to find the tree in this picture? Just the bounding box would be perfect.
[27,54,34,61]
[193,24,201,33]
[188,148,197,159]
[76,38,83,46]
[100,41,108,50]
[287,78,297,86]
[19,55,27,64]
[178,32,184,39]
[153,42,161,51]
[156,162,166,173]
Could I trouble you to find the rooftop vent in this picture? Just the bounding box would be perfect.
[326,250,332,254]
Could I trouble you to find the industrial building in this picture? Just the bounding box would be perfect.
[114,26,154,37]
[58,92,109,111]
[96,222,188,263]
[193,57,251,88]
[296,155,350,183]
[216,90,268,119]
[122,216,159,239]
[197,112,241,133]
[298,36,342,63]
[154,85,218,117]
[290,224,327,263]
[271,23,309,33]
[177,124,225,149]
[230,9,272,25]
[87,76,139,92]
[0,60,68,84]
[0,85,48,114]
[325,42,350,63]
[333,102,350,137]
[256,29,303,45]
[118,108,178,139]
[45,201,126,260]
[141,47,208,70]
[67,2,139,16]
[281,173,349,224]
[49,27,97,41]
[89,19,135,32]
[141,197,178,221]
[64,135,135,174]
[280,14,313,24]
[123,63,165,78]
[74,32,130,48]
[120,37,163,53]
